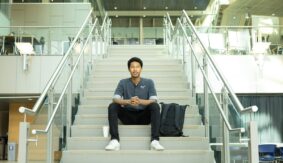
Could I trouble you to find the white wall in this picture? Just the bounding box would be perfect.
[11,3,91,26]
[0,56,62,94]
[202,55,283,93]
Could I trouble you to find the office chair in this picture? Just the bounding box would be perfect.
[277,147,283,163]
[259,144,277,163]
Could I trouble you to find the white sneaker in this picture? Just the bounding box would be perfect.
[105,139,120,151]
[150,140,165,151]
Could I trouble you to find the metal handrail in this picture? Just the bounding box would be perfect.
[31,14,111,134]
[176,18,243,132]
[18,8,94,115]
[32,19,98,134]
[164,11,258,132]
[100,12,108,31]
[180,10,258,113]
[166,13,174,31]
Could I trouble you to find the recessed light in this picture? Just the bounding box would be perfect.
[272,13,275,16]
[115,15,118,18]
[143,15,146,17]
[233,16,236,19]
[114,6,117,10]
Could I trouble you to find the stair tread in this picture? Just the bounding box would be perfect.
[83,96,193,99]
[69,137,208,141]
[75,114,200,117]
[78,104,198,108]
[72,125,204,128]
[64,149,212,154]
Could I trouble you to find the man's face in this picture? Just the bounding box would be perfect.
[129,61,142,78]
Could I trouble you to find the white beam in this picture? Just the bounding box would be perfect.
[107,10,208,17]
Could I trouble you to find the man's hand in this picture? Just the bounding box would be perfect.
[130,96,140,106]
[113,96,156,106]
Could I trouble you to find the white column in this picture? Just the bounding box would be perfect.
[139,17,143,45]
[249,121,259,163]
[18,122,29,163]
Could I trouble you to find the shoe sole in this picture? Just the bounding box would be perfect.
[150,147,165,151]
[105,148,120,151]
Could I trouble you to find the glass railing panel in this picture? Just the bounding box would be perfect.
[143,27,164,45]
[195,26,283,55]
[0,26,81,56]
[182,21,249,163]
[112,27,139,45]
[111,27,165,45]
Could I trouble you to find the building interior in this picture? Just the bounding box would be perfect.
[0,0,283,162]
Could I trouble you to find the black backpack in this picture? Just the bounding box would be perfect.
[159,102,188,136]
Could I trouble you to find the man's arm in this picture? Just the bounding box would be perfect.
[131,96,156,106]
[139,99,156,105]
[113,98,131,106]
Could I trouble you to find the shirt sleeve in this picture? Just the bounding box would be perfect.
[148,79,158,101]
[113,80,123,99]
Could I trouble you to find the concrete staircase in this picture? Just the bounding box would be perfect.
[61,45,214,163]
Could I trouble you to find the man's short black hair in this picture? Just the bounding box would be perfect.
[127,57,143,69]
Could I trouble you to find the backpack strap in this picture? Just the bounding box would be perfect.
[174,103,181,130]
[160,102,171,126]
[174,104,189,135]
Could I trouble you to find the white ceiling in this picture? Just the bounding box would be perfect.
[224,0,283,17]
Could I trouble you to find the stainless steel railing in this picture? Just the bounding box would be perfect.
[17,8,111,163]
[165,10,259,163]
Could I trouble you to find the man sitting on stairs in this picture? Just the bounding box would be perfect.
[105,57,165,151]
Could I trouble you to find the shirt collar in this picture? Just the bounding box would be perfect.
[129,77,144,86]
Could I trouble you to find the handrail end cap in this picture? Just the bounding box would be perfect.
[251,106,258,112]
[19,107,26,113]
[32,130,37,135]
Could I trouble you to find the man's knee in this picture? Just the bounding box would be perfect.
[148,102,160,112]
[108,103,120,113]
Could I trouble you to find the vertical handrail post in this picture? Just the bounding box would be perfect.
[249,121,259,163]
[221,87,230,163]
[47,89,54,163]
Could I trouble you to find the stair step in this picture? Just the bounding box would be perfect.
[89,77,187,83]
[73,114,202,125]
[67,137,209,150]
[91,69,183,73]
[87,80,188,86]
[108,45,166,51]
[84,90,193,97]
[85,87,191,92]
[86,83,189,90]
[95,59,181,65]
[61,150,214,163]
[77,104,199,115]
[107,55,169,60]
[80,99,195,106]
[78,103,199,108]
[90,74,186,78]
[94,64,182,70]
[71,125,205,137]
[108,45,166,50]
[89,71,184,77]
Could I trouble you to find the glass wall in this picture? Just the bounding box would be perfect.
[196,26,283,55]
[0,26,81,55]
